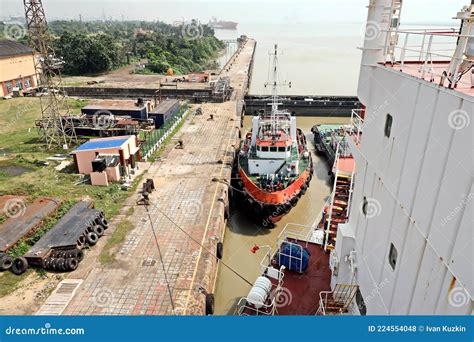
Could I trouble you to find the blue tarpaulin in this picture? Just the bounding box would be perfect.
[276,241,310,273]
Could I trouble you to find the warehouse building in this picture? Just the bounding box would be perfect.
[81,99,152,120]
[148,99,180,128]
[0,39,39,97]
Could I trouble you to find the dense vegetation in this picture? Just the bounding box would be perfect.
[4,20,224,75]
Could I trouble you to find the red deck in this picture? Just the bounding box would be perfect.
[336,157,355,175]
[386,61,473,97]
[277,241,331,315]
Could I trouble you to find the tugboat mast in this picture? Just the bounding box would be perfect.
[264,44,291,137]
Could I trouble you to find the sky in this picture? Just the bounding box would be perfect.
[0,0,469,24]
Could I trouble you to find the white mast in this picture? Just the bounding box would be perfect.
[264,44,291,137]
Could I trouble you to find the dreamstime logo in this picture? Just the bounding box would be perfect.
[361,197,382,219]
[3,21,27,40]
[361,21,381,41]
[92,288,114,308]
[181,199,203,219]
[3,198,26,218]
[4,104,30,132]
[364,278,389,306]
[272,287,292,307]
[181,20,203,40]
[448,287,470,308]
[448,110,470,130]
[92,110,115,129]
[440,193,473,227]
[363,100,389,125]
[262,204,286,228]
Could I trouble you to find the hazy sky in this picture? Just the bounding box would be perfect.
[0,0,469,24]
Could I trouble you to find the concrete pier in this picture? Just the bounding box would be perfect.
[50,39,257,316]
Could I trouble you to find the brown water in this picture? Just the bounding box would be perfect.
[214,115,349,315]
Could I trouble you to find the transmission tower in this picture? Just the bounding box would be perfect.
[23,0,77,149]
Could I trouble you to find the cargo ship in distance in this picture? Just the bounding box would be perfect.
[209,17,238,30]
[234,44,313,227]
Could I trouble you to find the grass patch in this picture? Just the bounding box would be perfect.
[0,97,86,158]
[0,270,33,298]
[99,219,134,265]
[126,206,134,216]
[62,80,88,87]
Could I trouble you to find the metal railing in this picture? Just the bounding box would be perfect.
[347,109,364,145]
[259,218,329,275]
[236,282,283,316]
[236,265,285,316]
[140,105,189,158]
[383,28,473,89]
[317,284,359,316]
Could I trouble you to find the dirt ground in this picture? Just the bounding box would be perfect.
[61,62,217,90]
[0,271,63,315]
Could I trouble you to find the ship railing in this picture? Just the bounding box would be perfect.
[236,265,286,316]
[317,284,359,316]
[235,287,282,316]
[347,109,364,146]
[382,28,474,90]
[259,221,327,275]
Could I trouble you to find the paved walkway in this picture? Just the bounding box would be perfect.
[59,39,256,315]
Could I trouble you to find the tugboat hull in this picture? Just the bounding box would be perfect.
[234,159,313,227]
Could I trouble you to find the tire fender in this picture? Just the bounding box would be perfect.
[85,232,99,246]
[205,293,215,315]
[216,242,224,260]
[0,255,14,271]
[11,257,28,275]
[92,224,105,237]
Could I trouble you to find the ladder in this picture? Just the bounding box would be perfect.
[385,0,404,63]
[324,141,353,251]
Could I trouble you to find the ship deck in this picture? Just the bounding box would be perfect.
[386,61,473,97]
[240,145,310,183]
[336,157,355,175]
[277,240,331,315]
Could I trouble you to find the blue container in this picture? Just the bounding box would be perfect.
[276,242,311,273]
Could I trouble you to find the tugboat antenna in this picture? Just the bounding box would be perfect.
[264,44,291,137]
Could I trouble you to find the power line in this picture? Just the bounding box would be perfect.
[145,200,254,287]
[143,204,176,314]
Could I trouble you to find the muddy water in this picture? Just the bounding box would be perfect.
[214,115,350,315]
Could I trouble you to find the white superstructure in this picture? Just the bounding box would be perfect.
[328,1,473,315]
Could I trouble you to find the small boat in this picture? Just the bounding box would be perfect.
[234,44,313,227]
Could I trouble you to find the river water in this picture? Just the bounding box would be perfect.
[214,115,350,315]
